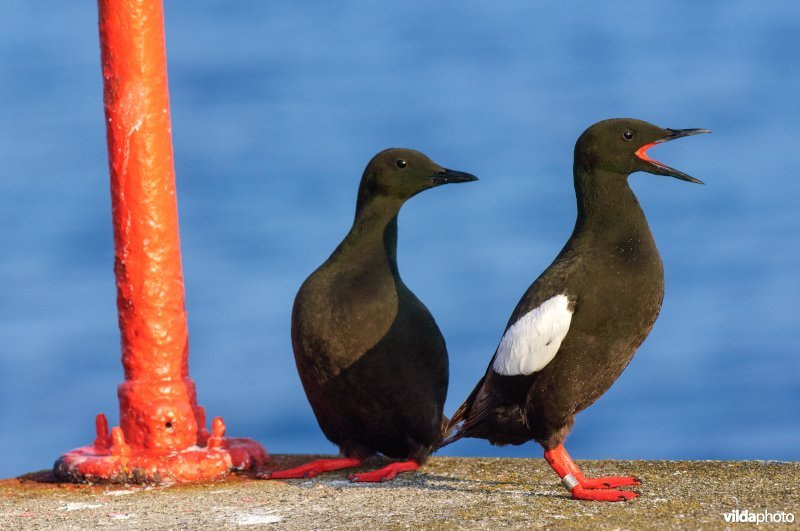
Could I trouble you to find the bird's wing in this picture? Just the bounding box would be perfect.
[491,294,573,376]
[441,293,574,445]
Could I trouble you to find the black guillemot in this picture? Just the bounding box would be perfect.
[440,119,708,501]
[261,148,477,482]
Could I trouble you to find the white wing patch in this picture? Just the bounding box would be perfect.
[492,294,573,376]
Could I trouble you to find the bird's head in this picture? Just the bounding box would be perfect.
[357,148,477,209]
[574,118,709,184]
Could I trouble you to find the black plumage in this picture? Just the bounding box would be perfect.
[263,148,476,482]
[442,119,708,501]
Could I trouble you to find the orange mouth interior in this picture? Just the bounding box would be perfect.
[634,142,664,167]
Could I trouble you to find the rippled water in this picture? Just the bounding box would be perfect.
[1,2,798,477]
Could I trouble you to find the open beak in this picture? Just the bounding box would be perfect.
[429,168,479,185]
[635,128,710,184]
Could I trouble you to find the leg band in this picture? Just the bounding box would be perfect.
[561,473,580,491]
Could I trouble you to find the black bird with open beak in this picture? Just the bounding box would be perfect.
[440,118,708,502]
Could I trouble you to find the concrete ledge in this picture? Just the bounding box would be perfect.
[2,456,799,529]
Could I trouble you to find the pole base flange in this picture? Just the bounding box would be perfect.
[54,413,268,484]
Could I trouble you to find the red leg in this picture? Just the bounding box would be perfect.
[257,457,363,480]
[348,459,420,483]
[544,445,640,502]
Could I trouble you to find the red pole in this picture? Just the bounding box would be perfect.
[103,0,194,453]
[54,0,267,483]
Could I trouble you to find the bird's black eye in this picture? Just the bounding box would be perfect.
[395,159,407,169]
[622,129,635,141]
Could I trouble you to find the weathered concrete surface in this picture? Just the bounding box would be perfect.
[1,456,798,529]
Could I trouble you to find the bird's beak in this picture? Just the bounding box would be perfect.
[429,168,479,185]
[635,128,710,184]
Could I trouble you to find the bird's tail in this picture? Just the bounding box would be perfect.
[437,402,469,449]
[437,368,492,449]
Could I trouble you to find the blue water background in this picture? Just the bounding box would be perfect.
[0,2,798,478]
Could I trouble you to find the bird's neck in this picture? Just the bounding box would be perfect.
[335,197,401,276]
[572,166,653,243]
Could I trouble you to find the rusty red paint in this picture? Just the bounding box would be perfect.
[54,0,267,483]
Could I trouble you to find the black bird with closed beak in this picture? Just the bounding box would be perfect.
[261,148,477,482]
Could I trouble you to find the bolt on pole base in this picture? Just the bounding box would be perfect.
[55,410,267,484]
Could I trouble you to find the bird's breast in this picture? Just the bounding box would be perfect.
[292,268,400,379]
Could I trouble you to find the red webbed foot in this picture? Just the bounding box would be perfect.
[257,457,363,480]
[580,475,641,489]
[348,460,420,483]
[571,485,640,502]
[544,444,639,502]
